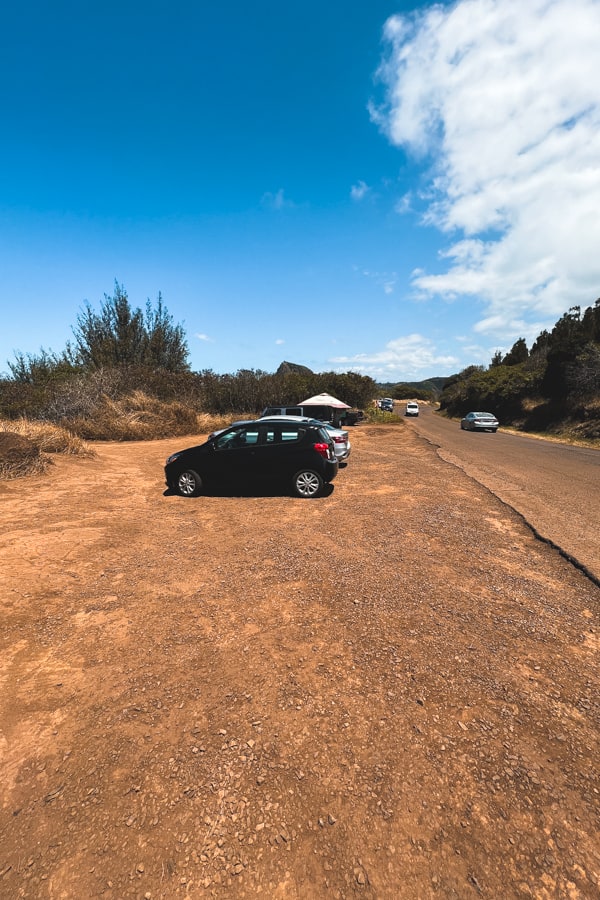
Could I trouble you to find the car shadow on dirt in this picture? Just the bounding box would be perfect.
[163,482,335,499]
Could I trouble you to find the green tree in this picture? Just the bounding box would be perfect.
[8,347,78,384]
[502,338,529,366]
[73,282,189,372]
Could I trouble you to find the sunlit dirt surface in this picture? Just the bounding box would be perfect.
[1,426,598,898]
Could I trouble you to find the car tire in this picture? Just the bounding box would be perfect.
[176,469,203,497]
[292,469,324,498]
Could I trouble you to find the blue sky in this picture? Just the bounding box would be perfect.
[2,0,600,382]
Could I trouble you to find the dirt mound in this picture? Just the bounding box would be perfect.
[0,431,48,478]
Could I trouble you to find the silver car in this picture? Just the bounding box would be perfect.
[460,411,499,432]
[319,422,351,463]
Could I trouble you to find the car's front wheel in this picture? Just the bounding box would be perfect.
[176,469,203,497]
[292,469,324,498]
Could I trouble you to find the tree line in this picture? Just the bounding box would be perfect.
[0,283,376,421]
[439,300,600,431]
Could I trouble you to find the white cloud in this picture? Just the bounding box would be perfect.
[275,338,285,345]
[394,192,413,214]
[350,180,371,201]
[261,188,295,210]
[374,0,600,341]
[330,334,459,380]
[195,333,214,343]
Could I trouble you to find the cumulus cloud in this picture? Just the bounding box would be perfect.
[330,334,459,380]
[350,180,371,201]
[373,0,600,340]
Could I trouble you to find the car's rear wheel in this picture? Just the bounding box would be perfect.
[176,469,203,497]
[292,469,324,498]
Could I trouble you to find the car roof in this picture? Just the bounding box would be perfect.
[259,415,321,424]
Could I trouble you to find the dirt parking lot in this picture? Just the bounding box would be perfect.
[1,424,598,899]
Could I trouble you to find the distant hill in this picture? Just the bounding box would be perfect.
[375,377,448,399]
[276,361,314,376]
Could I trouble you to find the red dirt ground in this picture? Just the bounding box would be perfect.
[1,425,598,898]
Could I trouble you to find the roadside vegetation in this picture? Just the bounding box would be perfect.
[0,284,377,479]
[437,301,600,442]
[1,284,598,479]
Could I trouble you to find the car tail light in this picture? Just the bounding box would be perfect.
[332,435,345,443]
[313,442,330,458]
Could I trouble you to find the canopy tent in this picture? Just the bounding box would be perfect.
[299,392,350,409]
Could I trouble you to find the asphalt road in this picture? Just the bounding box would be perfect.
[405,405,600,584]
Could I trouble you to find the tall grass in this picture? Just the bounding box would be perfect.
[0,419,95,480]
[0,419,93,455]
[61,391,201,440]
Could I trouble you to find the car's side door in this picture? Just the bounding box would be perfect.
[210,425,263,482]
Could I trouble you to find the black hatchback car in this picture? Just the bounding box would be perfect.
[165,418,338,498]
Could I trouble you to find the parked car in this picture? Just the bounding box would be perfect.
[342,409,365,426]
[378,398,394,412]
[460,411,499,432]
[261,404,342,425]
[319,422,351,463]
[405,402,419,417]
[259,415,351,464]
[165,418,338,498]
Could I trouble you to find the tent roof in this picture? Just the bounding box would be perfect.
[300,392,350,409]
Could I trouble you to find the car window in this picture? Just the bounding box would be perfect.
[215,430,238,449]
[281,428,302,442]
[215,427,260,449]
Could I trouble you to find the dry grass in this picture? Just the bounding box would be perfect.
[194,411,256,435]
[0,419,95,480]
[0,418,95,456]
[62,391,205,441]
[0,430,49,480]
